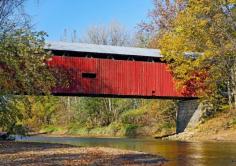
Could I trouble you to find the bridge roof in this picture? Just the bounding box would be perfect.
[45,41,162,58]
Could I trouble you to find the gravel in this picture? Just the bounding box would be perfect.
[0,141,167,166]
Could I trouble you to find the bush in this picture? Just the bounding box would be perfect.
[121,124,138,137]
[120,108,148,125]
[11,124,29,136]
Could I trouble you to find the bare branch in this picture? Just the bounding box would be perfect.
[80,21,133,47]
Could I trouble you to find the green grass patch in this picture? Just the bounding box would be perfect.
[40,125,64,133]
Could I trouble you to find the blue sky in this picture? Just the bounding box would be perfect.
[25,0,153,41]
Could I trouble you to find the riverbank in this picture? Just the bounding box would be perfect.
[0,141,166,166]
[166,109,236,141]
[39,123,175,138]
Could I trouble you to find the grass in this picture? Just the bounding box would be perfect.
[40,125,64,134]
[66,123,139,137]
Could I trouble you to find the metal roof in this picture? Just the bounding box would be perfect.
[45,41,162,58]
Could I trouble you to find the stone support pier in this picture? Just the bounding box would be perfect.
[176,99,202,133]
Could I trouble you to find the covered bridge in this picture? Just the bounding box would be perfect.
[46,41,198,133]
[46,41,193,99]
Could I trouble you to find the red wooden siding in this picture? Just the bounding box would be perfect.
[48,55,188,98]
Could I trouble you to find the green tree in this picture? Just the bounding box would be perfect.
[0,96,23,134]
[0,95,61,134]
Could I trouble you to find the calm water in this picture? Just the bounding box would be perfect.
[16,136,236,166]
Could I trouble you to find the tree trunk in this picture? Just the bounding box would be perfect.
[227,80,233,109]
[108,98,112,113]
[67,97,71,124]
[231,60,236,109]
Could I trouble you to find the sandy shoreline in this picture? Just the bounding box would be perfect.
[0,141,166,166]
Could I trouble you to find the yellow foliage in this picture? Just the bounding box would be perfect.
[157,0,236,103]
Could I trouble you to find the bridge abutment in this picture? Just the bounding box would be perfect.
[176,99,203,133]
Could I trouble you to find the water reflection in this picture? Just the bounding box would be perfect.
[16,136,236,166]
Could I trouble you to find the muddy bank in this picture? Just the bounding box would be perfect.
[0,141,166,166]
[165,129,236,142]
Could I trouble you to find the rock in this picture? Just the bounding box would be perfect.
[0,132,8,140]
[0,132,15,141]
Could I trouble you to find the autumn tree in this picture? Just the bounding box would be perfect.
[0,0,58,133]
[139,0,187,48]
[0,0,57,95]
[0,30,56,95]
[156,0,236,109]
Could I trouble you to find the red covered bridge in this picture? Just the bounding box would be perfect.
[46,41,194,99]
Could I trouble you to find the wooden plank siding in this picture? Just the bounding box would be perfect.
[48,55,194,99]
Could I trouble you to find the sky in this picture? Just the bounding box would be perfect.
[25,0,153,41]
